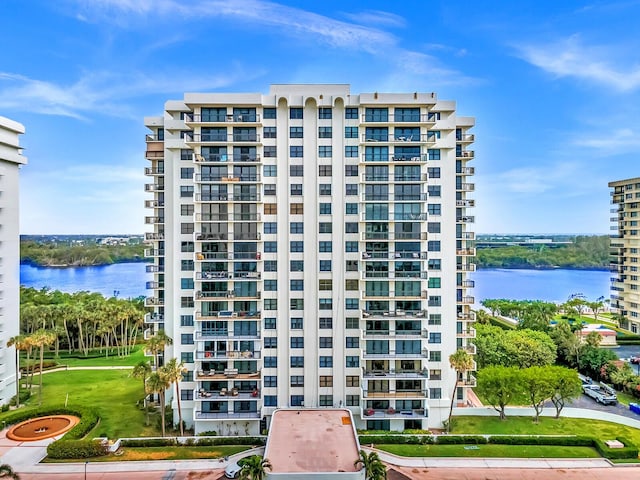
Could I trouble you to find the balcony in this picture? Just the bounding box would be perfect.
[456,150,475,159]
[196,350,261,360]
[194,389,261,400]
[194,233,229,241]
[195,330,261,340]
[456,216,475,223]
[456,133,475,143]
[360,113,439,124]
[195,411,261,420]
[361,134,438,144]
[457,327,476,338]
[460,374,477,387]
[359,153,429,163]
[144,249,165,258]
[456,248,476,256]
[194,193,261,202]
[146,264,164,273]
[363,350,428,360]
[144,183,164,192]
[360,232,428,241]
[184,133,261,143]
[458,279,475,288]
[196,369,261,380]
[361,408,427,419]
[360,173,429,182]
[196,310,261,320]
[195,174,261,183]
[145,216,165,225]
[457,167,475,175]
[144,313,164,323]
[145,200,165,208]
[144,167,165,175]
[145,297,164,307]
[456,184,475,192]
[361,290,428,300]
[362,389,428,399]
[363,369,428,379]
[144,232,165,241]
[184,113,261,124]
[194,153,261,163]
[457,312,476,321]
[195,213,261,222]
[456,199,475,207]
[457,263,476,272]
[361,271,428,280]
[363,329,428,338]
[146,281,164,290]
[362,310,427,319]
[457,232,475,240]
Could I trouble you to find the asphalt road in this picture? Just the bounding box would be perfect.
[567,389,640,420]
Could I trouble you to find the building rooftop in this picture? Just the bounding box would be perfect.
[264,409,361,475]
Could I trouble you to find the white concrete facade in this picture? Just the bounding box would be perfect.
[0,116,27,405]
[609,177,640,333]
[144,84,476,433]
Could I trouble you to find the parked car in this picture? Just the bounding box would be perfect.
[630,355,640,364]
[224,461,242,479]
[583,384,618,405]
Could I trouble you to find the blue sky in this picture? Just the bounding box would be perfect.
[3,0,639,234]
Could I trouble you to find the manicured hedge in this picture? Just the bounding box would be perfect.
[437,435,488,445]
[487,435,593,446]
[120,436,266,448]
[193,436,265,446]
[593,437,639,460]
[121,438,177,447]
[47,439,108,459]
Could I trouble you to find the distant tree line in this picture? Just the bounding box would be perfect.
[475,235,610,269]
[21,240,147,267]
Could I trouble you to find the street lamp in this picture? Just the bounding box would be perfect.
[84,461,88,480]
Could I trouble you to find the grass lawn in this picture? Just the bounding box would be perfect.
[5,369,160,438]
[377,444,600,458]
[34,345,147,368]
[452,415,640,447]
[43,445,249,462]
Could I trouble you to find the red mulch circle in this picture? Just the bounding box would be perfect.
[6,415,80,442]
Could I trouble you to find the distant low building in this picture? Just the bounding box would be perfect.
[579,324,617,347]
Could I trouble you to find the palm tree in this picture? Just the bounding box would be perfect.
[145,372,170,437]
[30,329,57,405]
[7,335,28,407]
[132,360,152,425]
[354,450,386,480]
[0,463,20,479]
[146,330,173,369]
[239,456,272,480]
[447,348,474,433]
[160,358,187,436]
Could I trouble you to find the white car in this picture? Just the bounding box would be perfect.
[224,461,242,478]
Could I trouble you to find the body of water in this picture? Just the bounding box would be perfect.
[20,262,149,299]
[20,263,612,306]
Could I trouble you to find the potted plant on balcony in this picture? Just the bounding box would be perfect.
[386,407,396,415]
[364,408,375,416]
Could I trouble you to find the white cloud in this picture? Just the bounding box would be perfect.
[572,127,640,151]
[515,35,640,91]
[481,161,586,195]
[341,9,406,28]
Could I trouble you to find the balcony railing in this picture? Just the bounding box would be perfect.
[194,193,261,202]
[144,232,164,241]
[456,150,475,159]
[456,184,475,192]
[144,249,165,257]
[363,350,428,359]
[361,408,427,419]
[195,174,261,183]
[362,389,428,398]
[362,251,427,260]
[361,173,429,182]
[185,133,261,143]
[194,153,261,163]
[456,199,475,207]
[363,369,428,378]
[362,310,427,319]
[196,350,261,360]
[195,330,261,340]
[457,263,476,272]
[195,411,260,420]
[145,297,164,307]
[144,167,165,175]
[361,271,428,280]
[144,183,164,192]
[456,134,475,142]
[360,113,439,123]
[363,329,428,338]
[456,216,475,223]
[457,232,475,240]
[146,264,164,273]
[359,153,430,163]
[361,134,438,143]
[144,313,164,323]
[457,327,476,338]
[185,113,261,123]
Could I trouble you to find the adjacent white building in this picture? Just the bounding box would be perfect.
[0,116,27,405]
[144,84,476,434]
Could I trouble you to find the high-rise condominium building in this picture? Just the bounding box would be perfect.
[144,84,476,434]
[609,177,640,333]
[0,116,27,405]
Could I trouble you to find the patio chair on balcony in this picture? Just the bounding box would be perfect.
[220,388,227,396]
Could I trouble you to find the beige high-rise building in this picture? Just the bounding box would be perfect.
[0,116,27,404]
[144,84,476,434]
[609,177,640,333]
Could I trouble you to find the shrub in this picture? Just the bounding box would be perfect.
[120,438,177,447]
[593,437,639,459]
[47,439,108,459]
[195,436,266,446]
[487,436,593,446]
[436,435,488,445]
[197,430,218,437]
[1,404,9,412]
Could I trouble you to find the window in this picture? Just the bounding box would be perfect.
[319,395,333,406]
[345,107,358,119]
[264,279,277,291]
[345,241,358,252]
[345,203,358,215]
[319,337,333,348]
[427,222,441,233]
[319,317,333,329]
[290,298,304,310]
[183,371,193,382]
[290,126,303,138]
[427,149,441,160]
[180,315,194,326]
[429,351,441,362]
[428,204,441,215]
[264,126,276,138]
[264,165,277,177]
[290,375,304,387]
[264,376,277,387]
[180,333,194,345]
[345,126,358,138]
[345,146,358,157]
[262,203,276,215]
[264,317,276,329]
[264,337,277,348]
[290,279,304,291]
[180,186,194,197]
[428,185,441,197]
[290,107,303,119]
[345,298,359,310]
[428,277,441,288]
[264,222,277,234]
[290,165,304,176]
[181,241,194,252]
[430,388,442,399]
[345,222,358,233]
[319,203,332,214]
[428,314,442,325]
[346,356,359,368]
[263,108,276,119]
[181,352,194,363]
[264,356,278,368]
[346,260,358,271]
[319,279,333,290]
[346,375,359,387]
[320,376,333,387]
[290,222,304,234]
[319,241,332,252]
[290,184,303,196]
[291,395,304,406]
[345,184,358,195]
[264,299,278,310]
[345,279,358,290]
[290,241,304,252]
[319,222,333,234]
[319,126,332,138]
[319,165,332,176]
[319,356,333,367]
[429,296,441,307]
[180,148,192,160]
[290,146,303,157]
[181,278,194,289]
[263,395,277,406]
[181,204,194,216]
[346,395,359,406]
[319,107,332,119]
[365,107,388,122]
[319,298,333,310]
[345,165,358,176]
[264,146,276,157]
[428,167,441,178]
[291,317,303,329]
[428,241,441,252]
[290,203,304,214]
[290,356,304,368]
[346,317,359,329]
[264,260,277,272]
[181,296,194,308]
[181,223,194,234]
[181,260,194,271]
[264,241,277,253]
[428,259,441,270]
[429,332,442,344]
[291,260,304,271]
[346,337,359,348]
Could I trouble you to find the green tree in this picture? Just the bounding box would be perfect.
[146,330,173,369]
[239,455,272,480]
[521,366,554,423]
[30,329,57,405]
[354,450,386,480]
[504,329,556,368]
[473,324,509,368]
[550,319,581,367]
[145,372,170,437]
[548,366,583,418]
[6,335,28,407]
[447,349,474,433]
[160,358,187,436]
[476,366,522,420]
[0,464,20,479]
[132,360,152,425]
[579,347,618,378]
